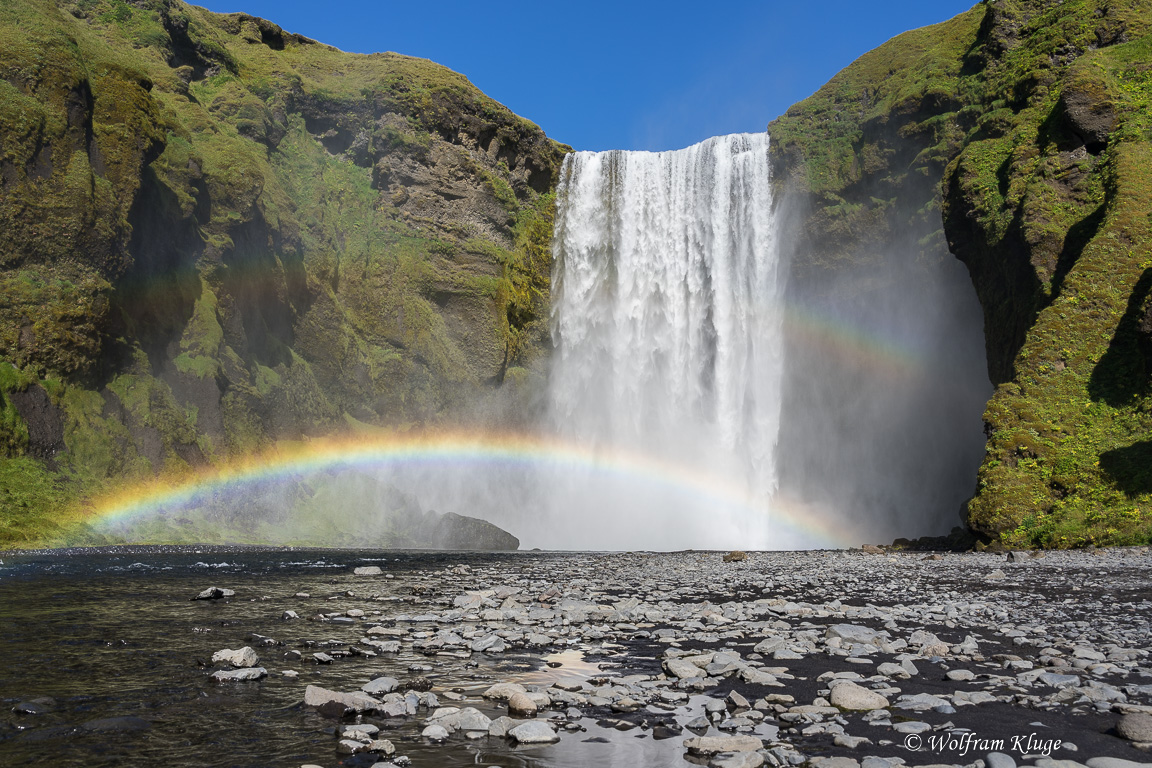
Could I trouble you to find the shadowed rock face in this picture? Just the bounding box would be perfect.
[7,385,63,465]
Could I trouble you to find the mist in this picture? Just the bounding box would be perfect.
[96,132,992,553]
[773,189,993,546]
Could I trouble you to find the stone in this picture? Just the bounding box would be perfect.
[193,586,234,600]
[829,681,889,710]
[1118,713,1152,742]
[506,695,536,718]
[431,707,491,732]
[488,716,519,737]
[946,669,975,681]
[986,753,1016,768]
[342,724,379,738]
[665,657,702,679]
[212,646,259,668]
[336,739,367,754]
[892,720,930,733]
[894,692,950,711]
[1039,672,1080,688]
[1086,759,1152,768]
[361,677,399,695]
[421,724,449,740]
[738,667,778,685]
[1034,760,1090,768]
[368,739,396,755]
[727,690,750,711]
[210,667,267,682]
[683,735,763,754]
[753,636,786,654]
[470,634,506,653]
[281,610,299,620]
[827,625,881,645]
[809,758,861,768]
[483,682,527,700]
[711,752,765,768]
[509,720,560,743]
[354,566,383,576]
[303,684,380,713]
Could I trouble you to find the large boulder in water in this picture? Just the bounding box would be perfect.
[422,511,519,551]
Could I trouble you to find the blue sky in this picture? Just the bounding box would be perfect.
[194,1,977,151]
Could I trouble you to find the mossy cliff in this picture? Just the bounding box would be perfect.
[0,0,567,546]
[771,0,1152,547]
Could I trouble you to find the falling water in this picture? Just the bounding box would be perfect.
[546,133,790,549]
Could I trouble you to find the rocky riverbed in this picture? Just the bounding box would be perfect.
[2,547,1152,768]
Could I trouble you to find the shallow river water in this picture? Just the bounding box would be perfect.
[3,545,1151,768]
[0,547,703,768]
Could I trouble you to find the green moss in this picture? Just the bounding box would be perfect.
[0,456,73,545]
[771,0,1152,547]
[0,0,571,547]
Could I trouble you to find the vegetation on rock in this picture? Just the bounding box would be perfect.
[0,0,568,547]
[771,0,1152,547]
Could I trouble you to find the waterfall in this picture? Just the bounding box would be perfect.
[546,133,787,549]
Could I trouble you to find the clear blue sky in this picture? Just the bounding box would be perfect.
[193,1,978,151]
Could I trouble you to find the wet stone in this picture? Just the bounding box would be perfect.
[509,720,560,744]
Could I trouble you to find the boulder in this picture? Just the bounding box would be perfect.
[829,681,889,710]
[508,692,538,717]
[212,647,259,669]
[1118,712,1152,742]
[483,682,527,700]
[421,724,449,740]
[509,720,559,743]
[664,657,702,680]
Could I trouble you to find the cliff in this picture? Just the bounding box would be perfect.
[5,0,1152,550]
[0,0,567,545]
[771,0,1152,547]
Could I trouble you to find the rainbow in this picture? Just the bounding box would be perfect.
[84,430,856,549]
[782,305,924,380]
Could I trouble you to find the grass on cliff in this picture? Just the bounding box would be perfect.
[0,0,567,548]
[771,0,1152,547]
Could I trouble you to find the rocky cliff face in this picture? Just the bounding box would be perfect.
[771,0,1152,547]
[0,0,567,545]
